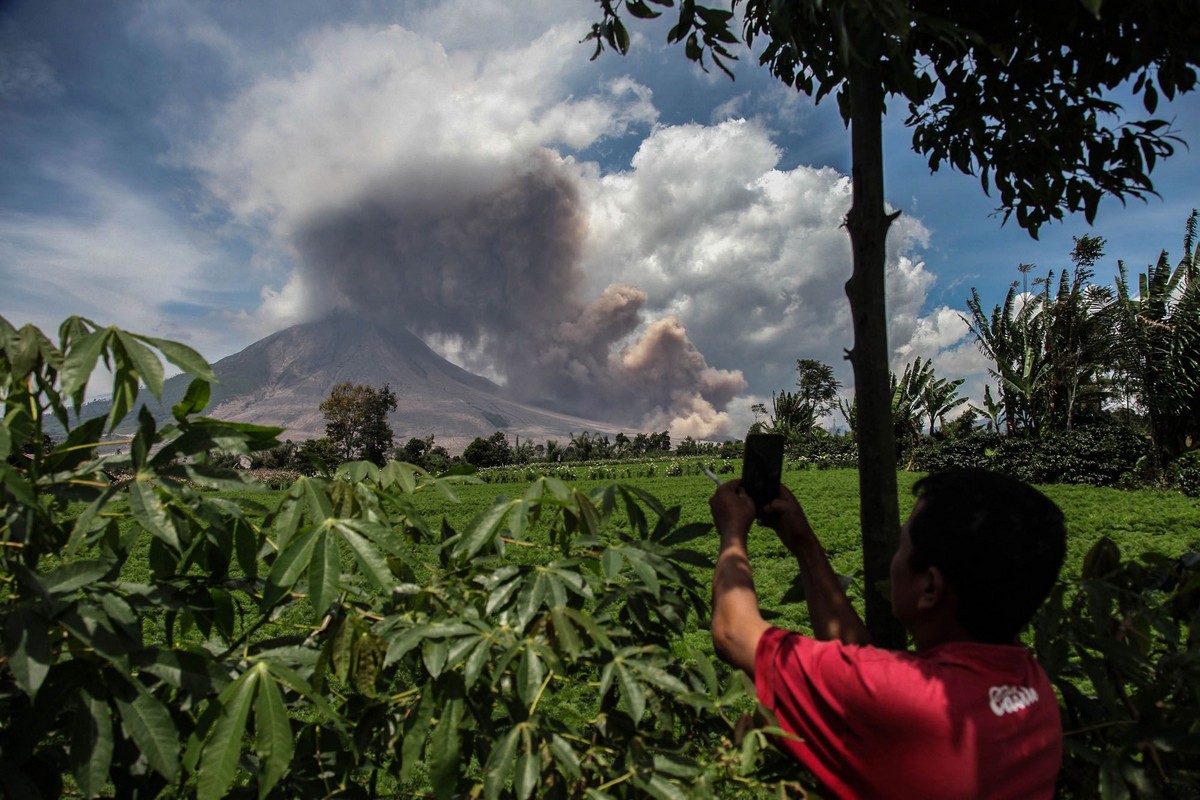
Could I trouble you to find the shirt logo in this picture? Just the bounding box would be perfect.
[989,685,1039,716]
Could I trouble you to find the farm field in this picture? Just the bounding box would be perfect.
[112,459,1200,662]
[150,460,1200,631]
[385,462,1200,636]
[404,463,1200,575]
[203,459,1200,673]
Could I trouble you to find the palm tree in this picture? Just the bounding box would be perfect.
[888,357,967,440]
[965,249,1117,436]
[837,394,858,434]
[1036,236,1118,430]
[891,358,933,449]
[921,373,968,436]
[1112,210,1200,474]
[975,384,1004,433]
[965,286,1043,434]
[769,389,818,442]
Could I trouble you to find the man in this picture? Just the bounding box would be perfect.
[709,469,1065,799]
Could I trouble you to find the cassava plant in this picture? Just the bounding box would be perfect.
[1035,538,1200,798]
[0,315,805,799]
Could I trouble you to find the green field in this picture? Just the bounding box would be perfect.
[405,465,1200,567]
[395,464,1200,632]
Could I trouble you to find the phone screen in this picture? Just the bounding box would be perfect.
[742,433,784,513]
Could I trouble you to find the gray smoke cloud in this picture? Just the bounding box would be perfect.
[293,149,744,434]
[185,21,950,438]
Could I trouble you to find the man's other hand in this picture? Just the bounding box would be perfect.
[760,486,818,557]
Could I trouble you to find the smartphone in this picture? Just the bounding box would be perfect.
[742,433,785,514]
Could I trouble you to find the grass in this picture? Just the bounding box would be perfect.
[392,463,1200,636]
[106,463,1200,655]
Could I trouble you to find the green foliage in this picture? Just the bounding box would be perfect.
[462,431,514,468]
[565,430,614,461]
[891,357,934,449]
[963,215,1200,464]
[909,430,1004,473]
[842,358,965,452]
[751,359,841,446]
[788,433,859,471]
[319,382,398,466]
[1035,538,1200,798]
[294,436,341,475]
[395,435,454,474]
[5,317,1198,798]
[1113,210,1200,474]
[0,317,808,799]
[794,359,840,420]
[965,242,1117,437]
[630,430,672,457]
[911,427,1148,488]
[940,407,980,440]
[1166,449,1200,498]
[765,389,817,441]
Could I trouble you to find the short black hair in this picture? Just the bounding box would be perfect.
[908,469,1066,644]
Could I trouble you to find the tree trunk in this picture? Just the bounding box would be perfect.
[844,70,907,649]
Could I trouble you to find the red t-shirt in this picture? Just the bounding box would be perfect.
[754,627,1061,799]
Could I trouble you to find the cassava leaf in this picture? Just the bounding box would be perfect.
[134,334,217,382]
[114,330,165,400]
[114,684,180,781]
[254,672,293,799]
[197,670,258,800]
[483,725,520,800]
[71,684,114,798]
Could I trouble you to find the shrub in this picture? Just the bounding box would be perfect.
[909,431,1004,473]
[994,426,1147,486]
[910,427,1148,488]
[1167,449,1200,497]
[789,433,858,470]
[251,468,304,489]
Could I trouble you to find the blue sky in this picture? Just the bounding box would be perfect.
[2,0,1197,438]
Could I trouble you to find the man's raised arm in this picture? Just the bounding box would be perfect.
[709,481,772,675]
[762,487,873,647]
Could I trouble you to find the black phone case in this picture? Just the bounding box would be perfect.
[743,433,784,512]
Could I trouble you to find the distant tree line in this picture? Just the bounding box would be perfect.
[220,384,742,477]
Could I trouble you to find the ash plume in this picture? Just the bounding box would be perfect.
[294,150,744,438]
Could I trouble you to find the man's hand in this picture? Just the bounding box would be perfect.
[709,478,756,540]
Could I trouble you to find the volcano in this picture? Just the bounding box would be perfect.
[92,313,628,453]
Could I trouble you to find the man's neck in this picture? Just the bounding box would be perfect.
[911,620,974,653]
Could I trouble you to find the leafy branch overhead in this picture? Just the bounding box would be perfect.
[589,0,1200,234]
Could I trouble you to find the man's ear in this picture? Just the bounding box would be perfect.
[916,566,949,611]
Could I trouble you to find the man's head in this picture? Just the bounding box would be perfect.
[892,469,1066,644]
